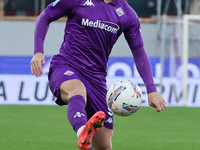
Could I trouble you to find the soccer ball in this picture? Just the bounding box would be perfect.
[106,80,142,116]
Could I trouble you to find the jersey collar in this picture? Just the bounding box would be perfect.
[110,0,118,6]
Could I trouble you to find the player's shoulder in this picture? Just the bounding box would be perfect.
[116,0,140,28]
[117,0,138,19]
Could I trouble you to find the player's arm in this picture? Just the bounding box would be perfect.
[131,46,166,112]
[30,10,51,77]
[124,11,166,112]
[31,0,78,77]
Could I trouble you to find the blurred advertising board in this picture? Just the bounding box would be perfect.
[0,56,200,106]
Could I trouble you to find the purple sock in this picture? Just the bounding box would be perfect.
[67,95,87,132]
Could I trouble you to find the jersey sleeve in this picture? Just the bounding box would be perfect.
[34,0,78,54]
[123,11,144,51]
[45,0,78,21]
[132,47,157,94]
[124,10,157,94]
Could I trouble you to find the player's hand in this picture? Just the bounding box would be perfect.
[148,92,166,112]
[30,52,45,77]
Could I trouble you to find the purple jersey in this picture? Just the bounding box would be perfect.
[34,0,157,93]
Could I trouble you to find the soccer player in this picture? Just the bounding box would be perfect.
[30,0,166,150]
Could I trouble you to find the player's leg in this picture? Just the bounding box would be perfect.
[83,80,114,150]
[92,127,113,150]
[48,63,105,149]
[48,63,88,138]
[78,111,106,150]
[59,79,89,135]
[60,79,106,150]
[48,61,113,149]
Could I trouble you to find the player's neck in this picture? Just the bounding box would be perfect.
[104,0,112,3]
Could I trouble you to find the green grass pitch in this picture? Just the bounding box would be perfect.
[0,105,200,150]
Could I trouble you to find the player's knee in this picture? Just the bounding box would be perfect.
[60,79,87,103]
[70,86,87,100]
[61,88,86,103]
